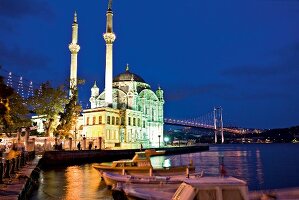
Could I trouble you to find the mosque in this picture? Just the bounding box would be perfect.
[69,0,164,148]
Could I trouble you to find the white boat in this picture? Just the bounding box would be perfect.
[114,176,249,200]
[103,171,200,187]
[93,151,195,178]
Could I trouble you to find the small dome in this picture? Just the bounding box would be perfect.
[113,70,146,83]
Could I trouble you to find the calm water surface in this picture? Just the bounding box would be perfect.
[31,144,299,200]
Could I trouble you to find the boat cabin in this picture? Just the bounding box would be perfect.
[111,152,152,168]
[172,177,248,200]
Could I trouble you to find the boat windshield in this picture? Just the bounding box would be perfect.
[136,152,147,160]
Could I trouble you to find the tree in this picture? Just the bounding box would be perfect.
[0,76,31,136]
[0,75,14,132]
[28,82,68,136]
[56,78,84,139]
[56,88,82,138]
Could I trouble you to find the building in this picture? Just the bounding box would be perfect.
[72,0,164,148]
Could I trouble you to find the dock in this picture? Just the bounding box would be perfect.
[41,144,209,167]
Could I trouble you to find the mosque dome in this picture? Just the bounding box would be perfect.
[113,65,146,83]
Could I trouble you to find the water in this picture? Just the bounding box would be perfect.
[31,144,299,200]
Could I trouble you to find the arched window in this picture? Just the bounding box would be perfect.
[107,116,110,124]
[128,117,131,126]
[99,116,102,124]
[112,116,115,125]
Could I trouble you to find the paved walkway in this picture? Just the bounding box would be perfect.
[0,156,41,200]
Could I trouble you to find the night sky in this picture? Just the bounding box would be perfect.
[0,0,298,129]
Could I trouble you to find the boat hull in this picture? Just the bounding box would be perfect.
[103,171,186,187]
[93,164,195,178]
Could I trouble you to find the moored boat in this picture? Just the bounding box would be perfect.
[114,176,249,200]
[102,171,198,187]
[93,151,194,177]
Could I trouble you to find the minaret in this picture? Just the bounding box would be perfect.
[103,0,116,105]
[69,11,80,97]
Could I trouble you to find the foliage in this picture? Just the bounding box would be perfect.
[0,76,14,130]
[0,76,31,135]
[28,81,68,136]
[56,86,82,139]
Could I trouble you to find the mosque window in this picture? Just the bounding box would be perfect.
[121,117,125,125]
[116,117,120,125]
[138,118,140,127]
[93,116,96,125]
[152,109,155,121]
[112,116,115,125]
[128,117,131,126]
[133,118,136,126]
[107,116,111,124]
[86,117,89,125]
[99,116,102,124]
[143,121,146,128]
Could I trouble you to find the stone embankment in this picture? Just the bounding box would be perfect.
[0,151,39,200]
[41,144,209,167]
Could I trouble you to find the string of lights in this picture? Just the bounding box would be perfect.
[0,65,42,98]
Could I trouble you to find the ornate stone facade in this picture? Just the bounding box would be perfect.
[84,66,164,148]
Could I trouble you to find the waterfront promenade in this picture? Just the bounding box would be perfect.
[0,152,39,200]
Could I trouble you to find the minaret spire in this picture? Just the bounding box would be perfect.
[108,0,112,11]
[74,11,77,23]
[69,11,80,97]
[103,0,116,105]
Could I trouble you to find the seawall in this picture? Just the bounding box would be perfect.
[40,144,209,167]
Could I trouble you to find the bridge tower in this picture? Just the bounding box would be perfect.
[213,107,224,144]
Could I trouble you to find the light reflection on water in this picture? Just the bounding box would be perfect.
[31,144,299,200]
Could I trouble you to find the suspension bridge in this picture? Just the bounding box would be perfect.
[1,66,241,143]
[164,107,241,143]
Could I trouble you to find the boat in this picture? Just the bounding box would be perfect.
[102,171,200,187]
[93,151,194,177]
[113,176,249,200]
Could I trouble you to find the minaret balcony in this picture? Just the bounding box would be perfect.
[103,32,116,44]
[69,43,80,53]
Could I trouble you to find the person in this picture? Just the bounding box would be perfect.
[77,142,81,150]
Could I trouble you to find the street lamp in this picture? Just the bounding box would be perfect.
[158,135,161,148]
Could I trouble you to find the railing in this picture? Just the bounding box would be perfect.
[0,151,35,183]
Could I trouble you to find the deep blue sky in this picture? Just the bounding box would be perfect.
[0,0,298,129]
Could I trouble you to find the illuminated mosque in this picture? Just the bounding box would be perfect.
[69,0,164,148]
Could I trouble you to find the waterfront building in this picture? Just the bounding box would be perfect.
[72,0,164,148]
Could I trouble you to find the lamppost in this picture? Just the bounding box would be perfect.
[158,135,161,148]
[74,127,77,150]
